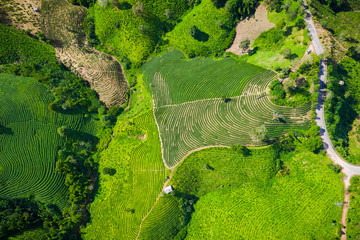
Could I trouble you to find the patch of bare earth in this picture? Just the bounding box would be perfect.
[226,4,275,56]
[40,0,129,107]
[0,0,41,35]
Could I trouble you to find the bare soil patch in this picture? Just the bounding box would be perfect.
[0,0,41,35]
[226,4,275,55]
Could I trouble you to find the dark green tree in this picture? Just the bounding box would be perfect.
[239,38,250,52]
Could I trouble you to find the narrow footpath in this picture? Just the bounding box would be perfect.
[304,1,360,239]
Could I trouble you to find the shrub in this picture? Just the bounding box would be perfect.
[239,38,250,52]
[282,48,292,59]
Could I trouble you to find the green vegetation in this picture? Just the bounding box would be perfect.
[143,50,310,167]
[138,133,342,239]
[240,5,310,69]
[138,195,184,240]
[186,150,343,239]
[0,24,100,112]
[171,147,279,197]
[325,57,360,164]
[0,73,99,239]
[90,0,192,64]
[142,50,265,105]
[347,176,360,238]
[83,76,169,240]
[165,0,236,57]
[310,0,360,48]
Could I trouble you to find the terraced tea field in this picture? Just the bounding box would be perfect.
[41,0,128,107]
[143,51,311,168]
[84,110,168,240]
[0,74,95,208]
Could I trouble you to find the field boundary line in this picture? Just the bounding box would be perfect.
[135,171,174,239]
[153,100,170,169]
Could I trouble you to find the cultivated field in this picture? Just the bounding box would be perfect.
[84,110,168,240]
[185,151,344,239]
[0,74,94,208]
[41,0,128,107]
[143,51,311,168]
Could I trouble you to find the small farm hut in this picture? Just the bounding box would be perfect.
[164,185,173,194]
[34,7,39,12]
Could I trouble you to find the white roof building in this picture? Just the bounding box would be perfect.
[164,185,173,194]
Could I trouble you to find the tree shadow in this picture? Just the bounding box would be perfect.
[0,125,13,135]
[224,98,232,103]
[248,46,259,56]
[194,30,209,42]
[118,2,132,10]
[289,53,298,60]
[283,26,293,37]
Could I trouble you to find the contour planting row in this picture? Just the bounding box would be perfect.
[0,122,68,208]
[41,0,86,46]
[154,70,310,167]
[155,95,310,167]
[0,74,93,209]
[142,50,268,107]
[84,111,166,240]
[138,195,183,240]
[59,46,129,107]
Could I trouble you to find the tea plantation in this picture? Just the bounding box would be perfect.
[0,73,95,208]
[143,51,310,167]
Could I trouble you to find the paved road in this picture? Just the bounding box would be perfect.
[303,1,360,187]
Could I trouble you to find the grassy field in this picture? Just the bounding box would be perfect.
[83,76,169,239]
[0,73,96,209]
[185,151,344,239]
[165,0,235,57]
[143,51,311,167]
[240,10,309,69]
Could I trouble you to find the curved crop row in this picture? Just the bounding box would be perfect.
[41,0,129,107]
[142,50,266,107]
[154,69,310,167]
[0,74,93,209]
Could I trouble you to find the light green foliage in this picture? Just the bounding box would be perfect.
[186,151,344,239]
[241,9,309,69]
[0,24,56,65]
[310,1,360,48]
[166,0,235,57]
[91,0,190,64]
[0,74,95,209]
[143,51,310,167]
[347,176,360,238]
[142,51,265,106]
[84,77,168,239]
[171,147,279,197]
[138,195,184,240]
